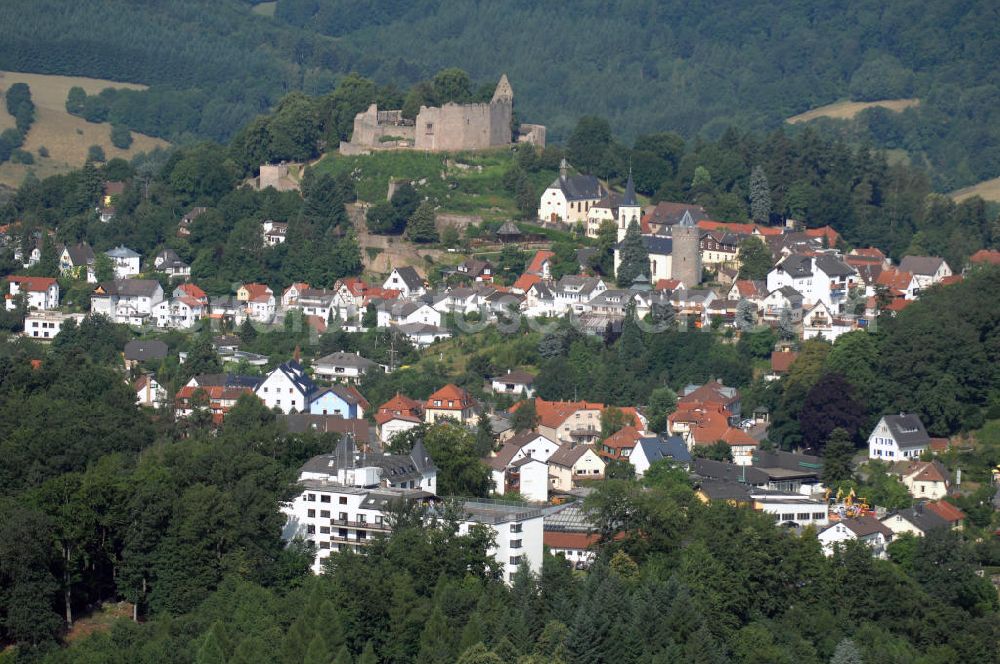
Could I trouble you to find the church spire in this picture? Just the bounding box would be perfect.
[623,168,637,206]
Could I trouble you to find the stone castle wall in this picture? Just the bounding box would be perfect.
[351,104,416,147]
[413,99,511,152]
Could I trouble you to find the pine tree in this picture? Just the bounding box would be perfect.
[406,201,439,243]
[616,219,648,287]
[749,165,771,224]
[778,307,795,340]
[303,634,332,664]
[830,637,864,664]
[332,645,353,664]
[456,643,504,664]
[237,317,257,344]
[417,605,454,664]
[458,611,485,654]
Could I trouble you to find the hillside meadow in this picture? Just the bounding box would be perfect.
[0,70,168,187]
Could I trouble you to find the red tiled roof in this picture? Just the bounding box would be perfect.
[654,278,682,291]
[679,381,739,408]
[599,426,644,458]
[6,275,57,291]
[939,274,963,286]
[770,350,798,374]
[241,283,272,302]
[544,531,601,550]
[929,437,950,452]
[512,273,542,292]
[804,226,841,246]
[885,299,912,312]
[378,392,424,417]
[876,268,914,294]
[176,283,207,300]
[374,411,422,426]
[514,398,642,430]
[426,384,477,410]
[904,461,948,483]
[850,247,886,259]
[969,249,1000,266]
[527,250,554,275]
[924,500,965,524]
[697,220,783,236]
[733,279,760,298]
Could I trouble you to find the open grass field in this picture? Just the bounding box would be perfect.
[251,1,278,16]
[0,71,169,188]
[312,149,557,221]
[950,176,1000,203]
[787,98,920,124]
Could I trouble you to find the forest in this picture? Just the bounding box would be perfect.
[0,1,998,189]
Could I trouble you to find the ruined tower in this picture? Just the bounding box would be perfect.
[671,210,702,287]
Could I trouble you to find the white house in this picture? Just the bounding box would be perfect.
[802,301,855,341]
[761,286,804,323]
[818,516,893,558]
[629,436,691,477]
[537,159,605,224]
[23,311,86,339]
[899,461,950,500]
[766,253,858,314]
[151,248,190,277]
[378,300,442,328]
[105,246,142,279]
[899,256,952,291]
[153,295,205,329]
[59,243,96,282]
[313,352,378,383]
[867,413,931,461]
[135,374,167,409]
[261,220,288,246]
[396,322,451,348]
[237,283,275,323]
[90,279,164,325]
[256,360,319,414]
[490,369,536,397]
[382,267,425,298]
[547,446,606,492]
[5,276,59,311]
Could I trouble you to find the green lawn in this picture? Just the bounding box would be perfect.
[312,149,557,221]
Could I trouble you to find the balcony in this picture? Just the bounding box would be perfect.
[330,518,390,530]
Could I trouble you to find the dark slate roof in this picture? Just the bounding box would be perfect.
[646,202,707,228]
[95,279,161,297]
[814,255,856,278]
[691,458,769,485]
[888,503,950,532]
[392,266,424,290]
[752,450,823,478]
[63,243,95,266]
[497,220,522,236]
[899,256,946,276]
[881,414,931,449]
[642,235,673,255]
[123,339,168,362]
[492,370,536,385]
[697,478,752,501]
[313,385,364,406]
[192,373,263,390]
[777,254,813,278]
[636,435,691,464]
[154,248,189,269]
[315,352,376,370]
[282,415,372,443]
[623,170,638,206]
[771,286,804,303]
[274,360,319,399]
[550,174,604,201]
[837,516,894,538]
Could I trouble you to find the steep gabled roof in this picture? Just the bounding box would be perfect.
[6,275,57,292]
[549,174,604,201]
[924,500,965,523]
[548,444,599,468]
[527,250,555,275]
[837,516,893,538]
[426,384,477,410]
[899,255,947,276]
[880,413,931,448]
[391,266,424,291]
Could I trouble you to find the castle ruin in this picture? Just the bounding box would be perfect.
[340,75,544,155]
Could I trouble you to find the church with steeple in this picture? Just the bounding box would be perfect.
[611,171,702,287]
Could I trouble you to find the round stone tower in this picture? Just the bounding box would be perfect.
[671,210,701,287]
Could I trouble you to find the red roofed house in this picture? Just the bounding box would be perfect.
[514,397,645,446]
[512,273,542,294]
[670,381,756,464]
[175,384,255,425]
[804,226,841,248]
[876,268,918,301]
[237,283,275,322]
[923,500,966,530]
[544,530,603,569]
[174,283,208,303]
[526,250,555,278]
[968,248,1000,267]
[5,276,59,311]
[899,460,950,500]
[375,393,425,442]
[767,349,798,381]
[642,202,707,234]
[598,426,645,461]
[425,384,480,425]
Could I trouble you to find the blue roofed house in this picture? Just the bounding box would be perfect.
[630,435,691,477]
[309,384,370,419]
[256,360,319,414]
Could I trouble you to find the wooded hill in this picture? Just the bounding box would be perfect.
[0,0,998,189]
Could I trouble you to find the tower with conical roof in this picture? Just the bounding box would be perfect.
[671,210,702,287]
[617,169,642,242]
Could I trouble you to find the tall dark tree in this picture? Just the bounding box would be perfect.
[616,219,648,287]
[799,373,865,451]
